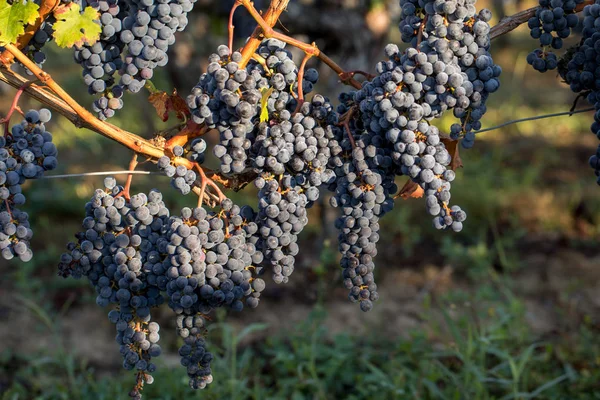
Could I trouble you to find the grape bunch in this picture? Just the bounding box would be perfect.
[73,0,127,119]
[58,177,272,393]
[558,0,600,183]
[69,0,197,120]
[59,179,172,393]
[187,40,318,175]
[0,109,58,261]
[527,0,583,72]
[176,313,214,390]
[398,0,501,148]
[328,141,396,312]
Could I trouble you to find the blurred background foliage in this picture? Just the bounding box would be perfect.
[2,0,600,399]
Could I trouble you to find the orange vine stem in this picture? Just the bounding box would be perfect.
[238,0,291,68]
[296,52,313,104]
[237,0,363,90]
[228,2,242,53]
[0,47,229,203]
[116,153,139,201]
[0,81,33,135]
[3,43,175,162]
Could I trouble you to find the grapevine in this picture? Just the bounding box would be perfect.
[0,0,598,397]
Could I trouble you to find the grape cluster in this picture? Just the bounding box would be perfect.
[176,313,213,390]
[248,95,340,283]
[188,40,318,175]
[117,0,196,94]
[59,177,275,393]
[253,177,305,284]
[328,142,396,312]
[73,0,127,119]
[398,0,501,148]
[69,0,197,119]
[59,179,172,392]
[559,1,600,183]
[527,0,583,72]
[0,109,57,261]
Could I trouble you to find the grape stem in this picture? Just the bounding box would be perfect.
[0,81,34,136]
[228,2,241,53]
[338,107,357,148]
[340,70,376,81]
[0,0,61,64]
[194,163,227,208]
[236,0,363,89]
[115,154,139,201]
[416,15,428,50]
[239,0,291,68]
[4,199,13,220]
[296,52,313,104]
[251,54,270,72]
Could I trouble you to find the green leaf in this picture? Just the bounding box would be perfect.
[0,0,39,45]
[52,3,100,48]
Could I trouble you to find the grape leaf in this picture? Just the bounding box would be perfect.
[0,0,39,45]
[440,135,463,170]
[52,3,100,48]
[148,89,190,122]
[397,180,424,200]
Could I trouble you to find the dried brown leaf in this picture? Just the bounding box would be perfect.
[397,180,424,200]
[440,135,463,170]
[148,89,189,122]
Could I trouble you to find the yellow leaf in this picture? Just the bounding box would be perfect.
[260,87,273,123]
[52,3,101,48]
[0,0,39,45]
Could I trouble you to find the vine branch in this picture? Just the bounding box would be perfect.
[490,0,593,40]
[3,43,179,164]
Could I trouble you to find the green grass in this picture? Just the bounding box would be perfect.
[2,276,600,400]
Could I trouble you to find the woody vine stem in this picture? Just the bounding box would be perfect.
[0,0,589,205]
